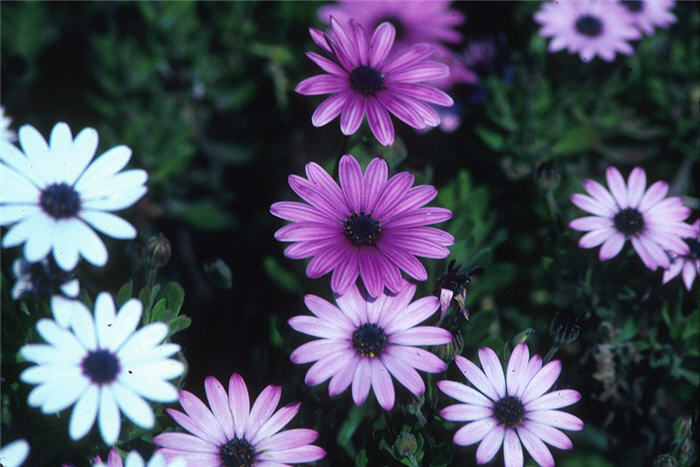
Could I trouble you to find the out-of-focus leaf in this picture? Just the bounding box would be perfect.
[551,126,601,156]
[169,200,236,231]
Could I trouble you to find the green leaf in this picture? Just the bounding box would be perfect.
[163,282,185,314]
[263,256,301,294]
[337,404,371,458]
[151,298,170,323]
[116,280,134,308]
[475,125,505,151]
[168,315,192,337]
[169,200,236,231]
[551,126,601,156]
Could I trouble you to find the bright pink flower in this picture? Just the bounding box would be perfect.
[662,219,699,291]
[569,166,696,270]
[438,345,583,467]
[619,0,676,35]
[271,154,454,297]
[295,18,453,146]
[288,281,451,410]
[534,0,642,62]
[153,373,325,466]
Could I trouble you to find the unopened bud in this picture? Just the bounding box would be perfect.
[550,306,580,345]
[395,432,418,457]
[437,328,464,361]
[536,160,560,191]
[145,233,171,268]
[651,454,677,467]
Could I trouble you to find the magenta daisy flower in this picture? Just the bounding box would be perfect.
[569,166,696,270]
[534,0,642,62]
[438,345,583,467]
[288,281,452,410]
[619,0,676,35]
[153,373,326,466]
[662,220,700,291]
[295,18,453,146]
[270,154,454,297]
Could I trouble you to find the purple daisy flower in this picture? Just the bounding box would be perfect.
[295,18,453,146]
[619,0,676,35]
[662,219,700,291]
[438,345,583,467]
[534,0,642,62]
[569,166,696,270]
[153,373,326,466]
[270,154,454,297]
[288,281,452,410]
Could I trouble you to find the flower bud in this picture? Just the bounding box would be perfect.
[550,306,580,345]
[651,454,677,467]
[395,432,418,457]
[436,328,464,361]
[145,233,171,268]
[536,160,560,191]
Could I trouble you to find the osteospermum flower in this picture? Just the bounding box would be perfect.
[153,373,326,466]
[438,345,583,467]
[0,106,16,142]
[0,439,29,467]
[19,293,184,445]
[288,281,451,410]
[569,166,696,270]
[11,258,79,301]
[295,19,453,146]
[270,154,454,297]
[619,0,676,35]
[662,219,700,291]
[93,450,186,467]
[534,0,642,62]
[1,122,147,270]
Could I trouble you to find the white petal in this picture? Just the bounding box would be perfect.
[109,298,143,351]
[51,295,88,328]
[48,122,73,182]
[0,439,30,467]
[40,373,89,413]
[118,374,178,402]
[111,382,155,428]
[65,127,99,184]
[18,124,51,184]
[95,292,117,349]
[0,140,45,187]
[20,344,82,365]
[0,163,40,204]
[80,210,136,239]
[1,212,49,248]
[74,145,132,191]
[73,220,108,267]
[52,219,81,270]
[82,185,147,212]
[36,317,87,357]
[69,297,98,351]
[0,204,39,225]
[27,383,55,407]
[22,215,54,262]
[125,452,147,467]
[60,278,80,297]
[98,387,121,445]
[69,385,99,440]
[20,364,79,384]
[125,359,184,380]
[117,323,168,361]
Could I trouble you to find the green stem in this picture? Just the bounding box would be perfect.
[143,266,158,324]
[543,345,560,363]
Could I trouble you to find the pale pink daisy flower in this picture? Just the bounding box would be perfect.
[619,0,676,35]
[288,281,452,410]
[569,166,696,270]
[295,18,453,146]
[438,344,583,467]
[534,0,642,62]
[662,220,699,291]
[153,373,326,466]
[270,154,454,298]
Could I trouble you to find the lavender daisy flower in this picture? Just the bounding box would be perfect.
[153,373,326,466]
[295,18,453,146]
[619,0,677,35]
[569,166,696,270]
[438,345,583,467]
[662,220,700,291]
[93,450,185,467]
[271,154,454,297]
[1,122,147,270]
[288,281,452,410]
[0,439,29,467]
[534,0,642,62]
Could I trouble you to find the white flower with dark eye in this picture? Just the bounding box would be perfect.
[11,258,79,301]
[19,293,184,445]
[0,106,16,143]
[0,439,29,467]
[1,122,147,271]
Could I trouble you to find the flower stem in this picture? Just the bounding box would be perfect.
[543,345,560,363]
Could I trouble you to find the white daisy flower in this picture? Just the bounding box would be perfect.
[0,439,30,467]
[1,122,147,271]
[0,106,16,143]
[93,449,186,467]
[11,258,79,300]
[19,292,184,445]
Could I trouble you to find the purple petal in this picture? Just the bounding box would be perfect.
[339,155,364,214]
[385,345,446,373]
[521,360,561,405]
[309,28,331,54]
[250,402,301,445]
[329,17,359,67]
[244,385,281,439]
[334,283,368,326]
[369,22,396,68]
[382,185,437,220]
[371,172,415,219]
[526,410,584,431]
[570,193,613,217]
[290,339,351,364]
[478,347,506,399]
[503,429,523,467]
[178,390,227,445]
[400,97,441,127]
[352,358,372,405]
[257,445,327,463]
[440,288,453,317]
[516,425,554,467]
[373,280,416,325]
[630,236,658,270]
[639,236,670,269]
[506,344,530,397]
[382,296,439,334]
[389,326,452,346]
[359,248,386,297]
[330,248,360,294]
[270,201,334,223]
[152,432,218,453]
[228,373,250,438]
[305,51,345,76]
[382,44,434,74]
[288,315,349,339]
[526,390,581,411]
[568,216,612,232]
[274,222,339,242]
[305,350,355,386]
[370,359,395,410]
[304,294,355,330]
[373,249,404,293]
[350,21,369,65]
[163,409,217,445]
[288,174,348,219]
[366,97,395,146]
[328,355,359,396]
[599,232,626,261]
[638,180,669,212]
[158,449,219,465]
[453,419,498,446]
[204,376,234,439]
[376,90,426,129]
[439,403,492,422]
[284,238,343,260]
[255,428,319,453]
[362,158,388,213]
[306,244,348,278]
[438,380,493,408]
[475,425,505,465]
[455,355,498,401]
[386,61,450,84]
[606,167,629,208]
[382,207,452,229]
[577,228,615,249]
[340,94,367,136]
[305,161,347,208]
[524,420,573,449]
[582,179,616,211]
[682,261,697,290]
[626,167,646,208]
[381,232,450,258]
[391,83,454,106]
[295,75,347,95]
[311,90,352,127]
[376,242,428,281]
[662,260,684,284]
[381,352,425,396]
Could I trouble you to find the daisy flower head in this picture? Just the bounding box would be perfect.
[0,105,16,142]
[153,373,326,466]
[619,0,677,35]
[1,122,147,271]
[438,344,583,467]
[569,166,696,270]
[93,450,186,467]
[19,293,184,445]
[534,0,642,62]
[0,439,29,467]
[271,154,454,297]
[11,258,79,300]
[288,281,452,410]
[662,219,700,291]
[295,18,454,146]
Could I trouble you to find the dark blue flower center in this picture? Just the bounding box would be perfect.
[685,238,700,260]
[353,323,387,357]
[614,208,645,236]
[349,66,384,96]
[220,437,255,467]
[493,395,525,428]
[622,1,644,12]
[81,349,121,384]
[374,16,406,42]
[575,14,604,37]
[40,183,81,219]
[344,211,381,245]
